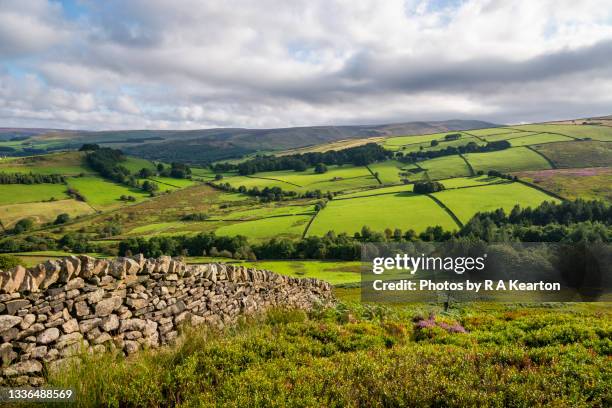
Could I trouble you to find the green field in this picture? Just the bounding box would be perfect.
[464,147,552,173]
[122,156,156,173]
[367,160,406,184]
[219,203,315,221]
[533,140,612,168]
[0,199,94,228]
[0,184,69,205]
[418,155,472,179]
[215,214,312,240]
[67,177,150,209]
[508,133,574,146]
[238,260,361,284]
[308,193,459,236]
[225,165,379,193]
[510,124,612,141]
[432,182,559,223]
[0,152,90,175]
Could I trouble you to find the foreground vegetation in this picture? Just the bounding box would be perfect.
[47,300,611,407]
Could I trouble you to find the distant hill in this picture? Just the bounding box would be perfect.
[0,119,498,163]
[121,119,498,164]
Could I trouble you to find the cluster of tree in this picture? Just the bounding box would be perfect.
[466,199,611,227]
[396,140,511,163]
[86,148,131,184]
[484,169,518,181]
[141,180,159,194]
[413,181,446,194]
[0,172,65,184]
[157,162,192,179]
[79,144,101,151]
[0,232,97,253]
[445,133,461,141]
[120,195,137,202]
[211,181,331,201]
[66,187,86,201]
[213,143,392,175]
[181,213,210,221]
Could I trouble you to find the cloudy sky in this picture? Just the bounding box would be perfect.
[1,0,612,130]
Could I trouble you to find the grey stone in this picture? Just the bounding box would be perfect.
[62,319,79,334]
[3,360,42,376]
[100,314,120,332]
[0,315,22,331]
[95,296,122,317]
[37,327,60,344]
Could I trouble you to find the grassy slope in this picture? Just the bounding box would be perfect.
[432,182,559,223]
[0,199,94,228]
[464,147,552,173]
[0,184,69,205]
[515,167,612,202]
[308,193,459,236]
[511,123,612,141]
[0,151,90,175]
[67,177,150,209]
[533,140,612,168]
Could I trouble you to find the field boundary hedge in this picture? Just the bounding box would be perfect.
[424,194,463,228]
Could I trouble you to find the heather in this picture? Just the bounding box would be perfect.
[47,299,611,407]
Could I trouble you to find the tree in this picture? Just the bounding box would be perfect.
[413,181,446,194]
[138,168,154,178]
[79,143,100,151]
[13,218,34,233]
[157,163,165,173]
[54,213,70,225]
[430,140,439,147]
[314,163,328,174]
[215,174,224,180]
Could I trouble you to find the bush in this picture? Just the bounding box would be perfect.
[413,181,445,194]
[54,213,70,225]
[0,254,21,270]
[13,218,34,234]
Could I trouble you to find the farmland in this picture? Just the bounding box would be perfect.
[533,140,612,168]
[515,167,612,202]
[432,182,559,224]
[464,147,552,173]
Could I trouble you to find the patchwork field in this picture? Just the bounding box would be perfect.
[308,193,459,236]
[367,160,407,184]
[533,140,612,168]
[0,152,90,175]
[432,182,559,223]
[66,177,150,209]
[216,214,312,240]
[507,133,574,146]
[515,167,612,202]
[418,155,472,179]
[464,147,552,173]
[0,199,94,228]
[0,184,69,205]
[510,124,612,141]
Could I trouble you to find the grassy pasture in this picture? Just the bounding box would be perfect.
[438,175,504,188]
[0,184,69,205]
[464,147,552,173]
[383,131,459,148]
[215,215,312,240]
[515,167,612,202]
[148,176,198,188]
[238,260,361,285]
[337,184,413,199]
[510,124,612,141]
[218,203,315,221]
[398,135,484,154]
[121,156,156,173]
[225,165,379,193]
[533,140,612,168]
[308,193,459,236]
[508,133,574,146]
[0,151,89,175]
[67,177,149,209]
[0,199,94,228]
[432,182,559,223]
[367,160,406,184]
[418,155,472,180]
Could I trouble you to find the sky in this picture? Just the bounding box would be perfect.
[1,0,612,130]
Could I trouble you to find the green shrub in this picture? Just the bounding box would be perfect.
[0,254,22,270]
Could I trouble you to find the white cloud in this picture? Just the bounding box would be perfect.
[1,0,612,129]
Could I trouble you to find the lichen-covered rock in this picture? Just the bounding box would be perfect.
[36,328,60,345]
[95,297,122,317]
[0,315,22,332]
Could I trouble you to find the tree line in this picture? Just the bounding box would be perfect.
[211,143,392,175]
[0,172,65,184]
[396,140,511,163]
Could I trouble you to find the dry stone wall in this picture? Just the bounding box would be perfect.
[0,255,333,386]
